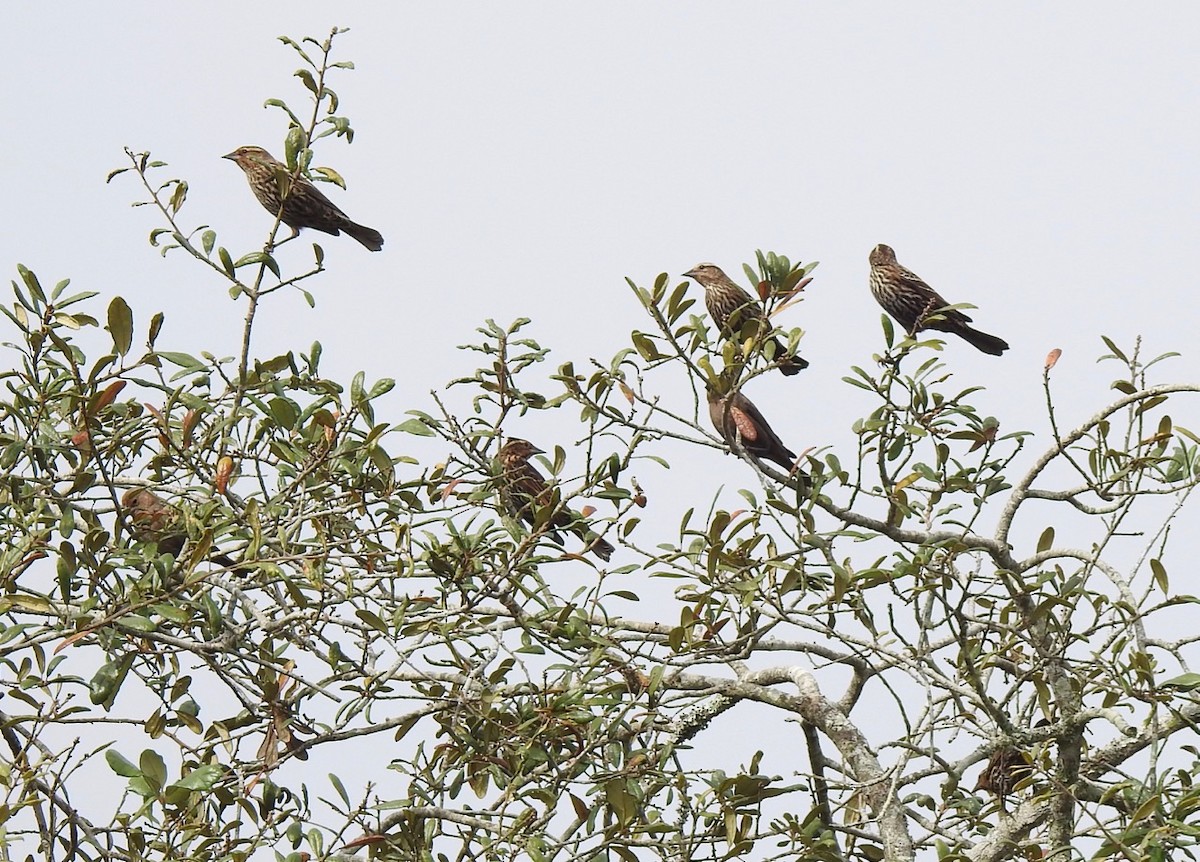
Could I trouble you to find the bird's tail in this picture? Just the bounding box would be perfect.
[345,221,385,252]
[778,355,810,376]
[565,521,614,561]
[584,535,615,562]
[958,326,1009,356]
[770,338,809,376]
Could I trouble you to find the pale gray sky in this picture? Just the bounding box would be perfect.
[6,1,1199,842]
[10,3,1196,550]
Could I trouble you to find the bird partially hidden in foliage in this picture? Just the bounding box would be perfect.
[707,387,806,483]
[975,746,1033,801]
[121,488,243,572]
[495,439,614,561]
[683,263,808,375]
[222,146,384,251]
[867,244,1008,355]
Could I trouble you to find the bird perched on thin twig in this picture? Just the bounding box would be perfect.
[707,387,805,481]
[975,746,1033,799]
[867,244,1007,355]
[223,146,384,251]
[684,264,808,375]
[121,488,242,571]
[495,439,614,561]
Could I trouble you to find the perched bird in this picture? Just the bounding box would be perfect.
[975,746,1033,799]
[495,439,614,561]
[121,488,241,571]
[222,146,384,251]
[683,264,808,375]
[707,387,804,477]
[867,244,1008,355]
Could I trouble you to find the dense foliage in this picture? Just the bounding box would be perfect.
[2,29,1199,862]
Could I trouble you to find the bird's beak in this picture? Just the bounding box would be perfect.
[682,269,697,279]
[221,151,238,161]
[529,445,545,455]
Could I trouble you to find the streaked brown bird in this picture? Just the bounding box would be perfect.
[975,746,1032,798]
[495,439,614,561]
[707,387,803,477]
[223,146,384,251]
[121,488,241,570]
[867,244,1008,355]
[684,263,808,375]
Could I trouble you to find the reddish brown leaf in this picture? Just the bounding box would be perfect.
[55,629,92,653]
[342,835,386,851]
[215,456,234,495]
[143,402,165,426]
[181,409,199,448]
[440,477,462,502]
[94,380,126,412]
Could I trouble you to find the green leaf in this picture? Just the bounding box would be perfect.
[54,313,83,330]
[90,653,136,707]
[1100,335,1128,363]
[56,290,99,309]
[295,68,319,96]
[1150,558,1168,592]
[171,764,225,791]
[234,252,281,278]
[355,609,389,634]
[312,166,346,189]
[148,312,164,348]
[156,352,203,370]
[1036,527,1054,553]
[631,331,661,361]
[390,712,423,745]
[107,297,133,357]
[368,378,395,399]
[168,180,188,213]
[269,397,301,429]
[285,128,306,169]
[105,749,141,778]
[396,418,433,437]
[201,230,216,256]
[139,750,167,791]
[117,615,156,633]
[1162,672,1200,690]
[17,264,46,305]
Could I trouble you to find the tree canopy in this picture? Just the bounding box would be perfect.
[2,29,1199,862]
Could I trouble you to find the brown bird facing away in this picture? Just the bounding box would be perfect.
[683,264,808,375]
[867,244,1008,355]
[975,746,1033,799]
[222,146,384,251]
[495,439,614,561]
[707,387,804,478]
[121,488,241,571]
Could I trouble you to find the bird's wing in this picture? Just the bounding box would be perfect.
[895,267,973,323]
[728,405,762,444]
